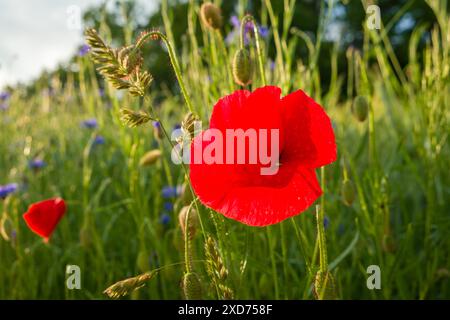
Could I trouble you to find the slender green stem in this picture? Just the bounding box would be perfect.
[136,31,195,113]
[240,15,267,86]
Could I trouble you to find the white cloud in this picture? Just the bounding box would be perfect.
[0,0,158,88]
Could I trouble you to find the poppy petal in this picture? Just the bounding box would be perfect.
[23,198,66,241]
[280,89,336,168]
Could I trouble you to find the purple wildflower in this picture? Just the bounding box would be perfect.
[29,159,46,170]
[93,135,105,145]
[163,202,174,212]
[324,216,330,229]
[0,183,18,199]
[0,103,8,111]
[269,60,276,71]
[0,92,10,101]
[259,26,270,38]
[160,213,171,225]
[81,118,98,129]
[78,44,91,56]
[161,185,183,198]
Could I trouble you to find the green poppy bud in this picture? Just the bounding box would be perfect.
[179,206,198,240]
[232,49,253,86]
[341,179,356,206]
[200,2,222,30]
[352,95,369,122]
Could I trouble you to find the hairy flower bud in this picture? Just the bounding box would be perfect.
[352,95,369,122]
[200,2,222,30]
[182,272,202,300]
[179,206,198,240]
[232,49,253,86]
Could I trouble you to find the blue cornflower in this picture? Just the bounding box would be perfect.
[29,159,46,170]
[93,135,105,145]
[259,26,270,38]
[163,202,174,212]
[173,124,182,130]
[0,92,10,101]
[160,213,171,225]
[78,44,91,56]
[324,216,330,229]
[152,121,161,129]
[269,60,276,71]
[230,15,240,28]
[161,185,183,198]
[81,118,98,129]
[226,15,269,46]
[0,183,18,198]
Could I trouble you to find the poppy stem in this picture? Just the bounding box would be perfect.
[316,167,329,273]
[240,15,267,86]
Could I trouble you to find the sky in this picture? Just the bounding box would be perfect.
[0,0,158,88]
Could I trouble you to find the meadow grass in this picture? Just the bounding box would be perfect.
[0,0,449,299]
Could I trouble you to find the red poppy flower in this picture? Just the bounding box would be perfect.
[22,198,66,242]
[189,86,336,226]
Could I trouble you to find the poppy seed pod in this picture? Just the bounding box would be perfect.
[341,179,356,206]
[232,49,253,86]
[182,272,202,300]
[352,95,369,122]
[178,206,198,240]
[200,2,222,30]
[139,149,162,166]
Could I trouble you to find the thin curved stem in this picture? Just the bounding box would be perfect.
[136,31,195,113]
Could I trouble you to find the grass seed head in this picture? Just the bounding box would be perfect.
[103,271,156,299]
[139,149,162,166]
[119,108,153,128]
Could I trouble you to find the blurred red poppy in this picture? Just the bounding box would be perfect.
[189,86,336,226]
[23,198,66,242]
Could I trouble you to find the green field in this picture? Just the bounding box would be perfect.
[0,0,449,299]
